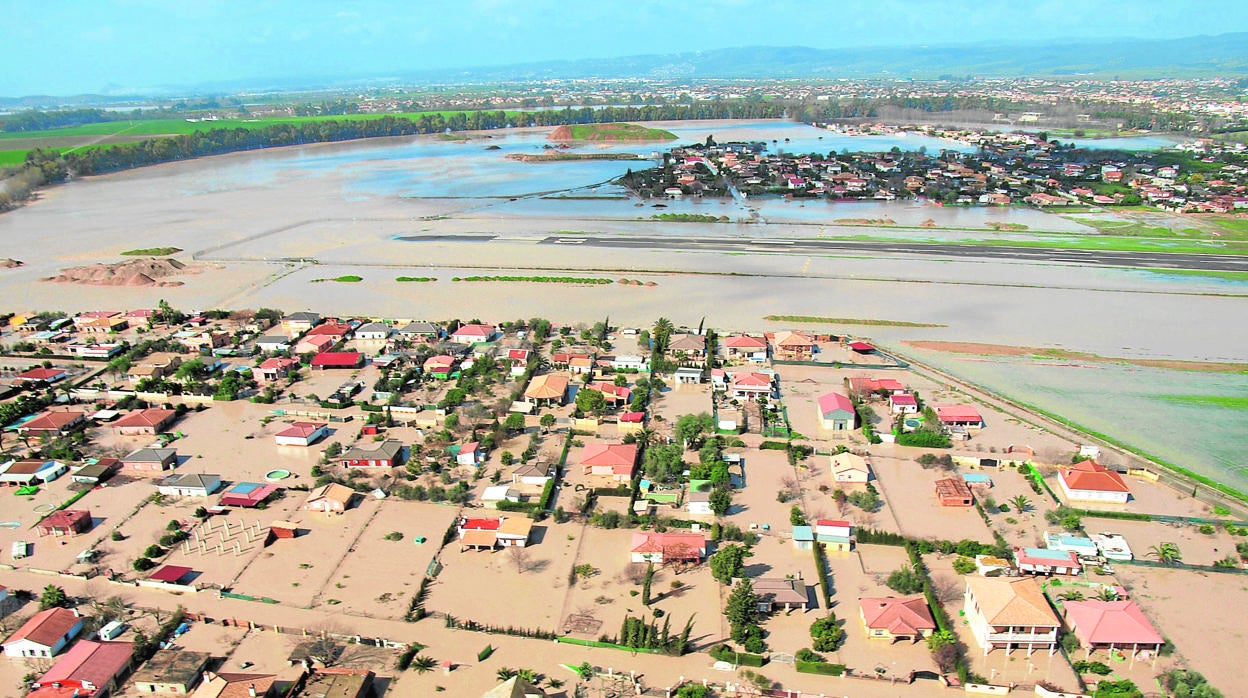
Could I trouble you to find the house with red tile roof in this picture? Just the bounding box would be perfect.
[449,323,496,344]
[37,509,93,537]
[1057,460,1131,504]
[722,334,768,358]
[28,640,134,698]
[586,381,631,406]
[256,357,300,383]
[304,322,354,339]
[18,410,87,436]
[275,422,328,447]
[1062,600,1164,656]
[580,442,639,482]
[728,371,774,400]
[194,671,279,698]
[423,354,458,380]
[889,393,919,414]
[113,408,178,436]
[524,374,569,406]
[2,607,84,658]
[293,334,336,355]
[630,532,706,563]
[859,595,937,643]
[1015,547,1081,576]
[934,404,985,429]
[13,367,69,385]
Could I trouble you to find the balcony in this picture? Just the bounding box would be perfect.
[986,630,1057,644]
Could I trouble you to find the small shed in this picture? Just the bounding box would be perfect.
[269,521,299,540]
[147,565,193,584]
[37,510,92,537]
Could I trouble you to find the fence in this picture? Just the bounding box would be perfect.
[555,636,667,654]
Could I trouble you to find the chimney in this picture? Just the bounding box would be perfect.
[248,685,257,698]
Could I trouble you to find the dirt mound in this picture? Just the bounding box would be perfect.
[0,258,23,268]
[44,258,197,287]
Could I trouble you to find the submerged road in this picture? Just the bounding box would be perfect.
[397,233,1248,272]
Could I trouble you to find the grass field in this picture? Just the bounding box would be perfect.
[554,123,676,141]
[1135,268,1248,282]
[1154,394,1248,409]
[763,315,945,328]
[845,233,1248,256]
[121,247,182,256]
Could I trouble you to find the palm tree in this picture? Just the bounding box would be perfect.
[1148,542,1183,565]
[1095,587,1119,601]
[1009,494,1032,514]
[39,585,67,610]
[410,655,436,673]
[496,667,517,681]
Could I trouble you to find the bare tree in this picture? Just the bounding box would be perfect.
[509,546,533,574]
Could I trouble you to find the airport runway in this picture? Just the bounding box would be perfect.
[398,233,1248,272]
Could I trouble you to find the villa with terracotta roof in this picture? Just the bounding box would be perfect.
[2,607,84,658]
[112,408,178,436]
[37,509,93,537]
[847,376,907,397]
[1057,460,1131,504]
[293,334,336,355]
[1062,600,1164,658]
[457,516,534,550]
[274,421,328,447]
[728,371,774,400]
[816,392,856,431]
[524,374,569,406]
[28,640,134,698]
[754,577,810,613]
[13,367,69,385]
[630,532,706,563]
[934,404,985,429]
[859,595,937,643]
[195,671,280,698]
[1015,547,1082,576]
[963,576,1060,655]
[580,442,639,482]
[256,357,300,383]
[722,334,768,358]
[769,330,814,360]
[18,410,87,436]
[668,333,707,359]
[889,393,919,414]
[424,354,458,379]
[450,323,496,344]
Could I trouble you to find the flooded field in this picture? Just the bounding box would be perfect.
[0,119,1244,492]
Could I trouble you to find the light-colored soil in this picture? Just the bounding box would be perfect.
[44,258,200,287]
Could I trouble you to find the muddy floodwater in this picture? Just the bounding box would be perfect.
[0,120,1244,491]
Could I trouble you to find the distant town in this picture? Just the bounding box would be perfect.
[0,306,1240,698]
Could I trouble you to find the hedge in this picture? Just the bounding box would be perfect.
[855,528,907,547]
[812,542,832,608]
[709,644,767,666]
[1072,509,1152,522]
[556,636,666,654]
[759,441,789,450]
[796,661,847,676]
[536,478,556,511]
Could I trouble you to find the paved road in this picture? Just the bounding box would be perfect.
[398,233,1248,272]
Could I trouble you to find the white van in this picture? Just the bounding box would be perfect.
[98,621,126,640]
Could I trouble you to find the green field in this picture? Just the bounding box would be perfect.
[121,247,182,256]
[1154,394,1248,410]
[845,233,1248,256]
[557,123,676,141]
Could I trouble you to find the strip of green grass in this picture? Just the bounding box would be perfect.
[0,149,29,167]
[764,315,945,328]
[1153,395,1248,410]
[121,247,182,256]
[1135,268,1248,281]
[0,110,526,142]
[311,275,363,283]
[843,233,1248,256]
[395,276,436,282]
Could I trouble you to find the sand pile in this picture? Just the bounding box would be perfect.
[44,258,198,287]
[0,258,23,268]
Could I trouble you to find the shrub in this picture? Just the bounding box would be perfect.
[886,565,924,594]
[132,557,156,572]
[795,647,823,662]
[795,661,847,676]
[709,644,767,667]
[1072,660,1112,675]
[951,556,977,574]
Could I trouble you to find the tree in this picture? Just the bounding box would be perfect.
[1148,542,1183,565]
[39,585,67,610]
[725,578,762,640]
[539,413,556,433]
[509,546,534,573]
[652,318,674,354]
[709,486,732,517]
[641,562,655,605]
[1091,678,1142,698]
[674,412,714,450]
[643,443,683,483]
[810,614,845,652]
[1009,494,1032,513]
[574,388,607,416]
[709,544,750,584]
[886,565,925,594]
[952,556,977,575]
[504,413,526,435]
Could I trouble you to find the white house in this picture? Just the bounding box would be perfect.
[274,421,329,447]
[156,473,222,497]
[456,442,483,467]
[511,462,553,487]
[1057,460,1130,504]
[481,485,520,509]
[254,335,292,353]
[889,393,919,414]
[686,490,713,515]
[2,607,84,658]
[353,322,391,340]
[611,355,648,371]
[963,576,1059,656]
[829,452,871,483]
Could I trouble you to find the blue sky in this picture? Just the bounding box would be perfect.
[3,0,1247,96]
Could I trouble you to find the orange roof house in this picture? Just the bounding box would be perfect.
[630,532,706,563]
[580,442,638,482]
[1057,460,1130,504]
[2,607,84,658]
[1062,600,1163,655]
[963,576,1059,656]
[112,408,178,436]
[935,478,973,506]
[859,595,937,642]
[18,410,87,436]
[770,330,814,360]
[524,374,569,405]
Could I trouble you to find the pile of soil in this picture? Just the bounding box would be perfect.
[0,258,23,268]
[44,258,198,287]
